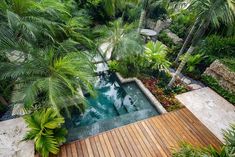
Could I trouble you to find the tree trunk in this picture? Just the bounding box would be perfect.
[168,19,210,88]
[174,18,199,63]
[0,95,8,106]
[168,46,195,87]
[138,9,146,33]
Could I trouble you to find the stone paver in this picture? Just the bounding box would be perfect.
[0,118,34,157]
[176,87,235,142]
[169,68,205,90]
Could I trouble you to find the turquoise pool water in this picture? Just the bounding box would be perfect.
[65,72,159,142]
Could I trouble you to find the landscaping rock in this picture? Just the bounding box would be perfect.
[0,118,34,157]
[204,60,235,92]
[164,29,183,44]
[146,19,172,35]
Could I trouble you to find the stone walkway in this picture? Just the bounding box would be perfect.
[176,87,235,142]
[169,68,205,90]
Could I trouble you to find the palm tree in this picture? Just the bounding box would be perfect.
[168,0,235,87]
[0,48,95,114]
[98,18,143,60]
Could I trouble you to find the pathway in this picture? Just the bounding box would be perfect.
[176,87,235,142]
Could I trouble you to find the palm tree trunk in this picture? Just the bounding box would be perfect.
[138,9,146,33]
[0,95,8,106]
[168,19,210,88]
[174,18,199,63]
[168,46,195,87]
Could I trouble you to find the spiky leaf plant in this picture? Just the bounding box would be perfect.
[0,48,95,114]
[223,124,235,155]
[143,41,171,71]
[24,108,67,157]
[97,18,143,60]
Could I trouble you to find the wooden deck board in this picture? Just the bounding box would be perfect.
[44,108,222,157]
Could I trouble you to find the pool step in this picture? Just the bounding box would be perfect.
[66,109,159,142]
[113,102,128,115]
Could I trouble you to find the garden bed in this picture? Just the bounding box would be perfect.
[138,75,191,112]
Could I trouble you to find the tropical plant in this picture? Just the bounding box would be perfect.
[0,48,95,114]
[97,18,143,60]
[183,53,205,73]
[168,0,235,87]
[223,124,235,155]
[172,143,205,157]
[173,124,235,157]
[102,0,139,16]
[24,108,67,157]
[143,41,171,71]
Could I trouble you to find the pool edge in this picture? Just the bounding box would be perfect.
[115,72,167,114]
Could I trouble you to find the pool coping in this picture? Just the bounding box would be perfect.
[115,72,167,114]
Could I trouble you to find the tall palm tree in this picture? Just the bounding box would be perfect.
[168,0,235,87]
[0,48,95,114]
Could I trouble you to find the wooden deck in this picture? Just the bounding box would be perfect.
[45,108,222,157]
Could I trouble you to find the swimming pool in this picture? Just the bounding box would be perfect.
[65,72,160,142]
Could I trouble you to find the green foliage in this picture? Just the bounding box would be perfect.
[169,10,195,38]
[97,18,143,60]
[143,41,171,71]
[0,49,95,113]
[173,124,235,157]
[199,35,235,58]
[190,0,235,28]
[183,35,235,77]
[184,53,206,73]
[201,75,235,104]
[158,31,175,48]
[221,58,235,72]
[108,60,119,72]
[108,55,143,77]
[24,108,67,157]
[173,143,205,157]
[154,32,182,62]
[223,124,235,155]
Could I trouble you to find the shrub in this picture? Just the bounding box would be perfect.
[108,55,144,78]
[173,124,235,157]
[24,108,67,157]
[158,31,175,48]
[169,10,195,38]
[157,31,182,62]
[198,35,235,58]
[201,75,235,104]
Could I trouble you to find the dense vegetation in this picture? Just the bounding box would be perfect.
[0,0,234,156]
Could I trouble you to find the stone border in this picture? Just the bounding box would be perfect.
[115,72,167,114]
